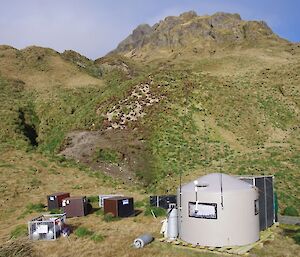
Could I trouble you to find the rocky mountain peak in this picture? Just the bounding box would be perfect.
[179,10,198,20]
[113,24,153,53]
[132,24,152,37]
[109,11,281,58]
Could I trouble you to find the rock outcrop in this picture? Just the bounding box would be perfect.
[109,11,283,58]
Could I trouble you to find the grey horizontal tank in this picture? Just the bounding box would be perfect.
[177,173,260,247]
[133,234,154,248]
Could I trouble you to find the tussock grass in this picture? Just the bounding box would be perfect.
[87,195,99,203]
[103,213,121,222]
[0,239,35,257]
[18,203,46,219]
[144,206,166,217]
[74,227,94,237]
[283,206,299,216]
[0,34,300,257]
[74,227,105,243]
[10,224,28,239]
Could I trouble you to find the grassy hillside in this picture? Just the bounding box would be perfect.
[0,44,299,211]
[0,45,103,91]
[0,12,299,256]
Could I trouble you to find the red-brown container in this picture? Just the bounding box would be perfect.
[104,196,134,217]
[47,192,70,211]
[62,196,88,218]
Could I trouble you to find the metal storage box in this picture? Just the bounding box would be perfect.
[62,196,88,218]
[104,196,134,217]
[47,192,70,210]
[28,213,66,240]
[239,175,275,230]
[150,195,177,209]
[99,194,123,208]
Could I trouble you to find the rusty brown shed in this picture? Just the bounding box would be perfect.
[104,196,134,217]
[62,196,88,218]
[47,192,70,211]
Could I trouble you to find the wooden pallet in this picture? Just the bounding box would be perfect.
[159,228,274,255]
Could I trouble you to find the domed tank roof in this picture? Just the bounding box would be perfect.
[181,173,254,193]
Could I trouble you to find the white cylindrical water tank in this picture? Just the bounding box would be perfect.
[167,205,178,240]
[177,173,259,247]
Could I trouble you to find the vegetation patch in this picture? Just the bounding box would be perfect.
[95,209,104,216]
[90,233,105,243]
[29,178,42,188]
[144,206,166,217]
[18,203,46,219]
[283,206,299,217]
[103,213,121,222]
[74,227,94,237]
[88,195,99,203]
[25,203,45,213]
[49,208,63,215]
[0,239,34,257]
[280,224,300,245]
[293,232,300,245]
[10,224,28,239]
[94,148,121,163]
[74,227,105,243]
[135,198,148,208]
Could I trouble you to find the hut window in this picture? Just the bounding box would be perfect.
[254,199,259,215]
[188,202,217,219]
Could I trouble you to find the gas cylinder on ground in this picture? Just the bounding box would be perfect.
[167,204,178,240]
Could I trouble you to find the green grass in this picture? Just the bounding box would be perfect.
[71,184,83,190]
[88,195,99,203]
[294,232,300,245]
[74,227,105,243]
[135,198,148,208]
[95,209,104,216]
[283,206,299,216]
[94,148,121,163]
[280,224,300,245]
[0,162,16,168]
[62,50,102,78]
[74,227,94,237]
[49,209,63,214]
[0,77,35,151]
[258,96,295,129]
[0,47,299,217]
[36,160,48,167]
[90,233,105,243]
[25,203,45,213]
[103,213,121,222]
[18,203,46,219]
[144,206,166,217]
[29,178,42,188]
[10,224,28,239]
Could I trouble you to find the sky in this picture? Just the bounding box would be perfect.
[0,0,299,59]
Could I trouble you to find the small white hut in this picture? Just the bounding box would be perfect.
[177,173,260,247]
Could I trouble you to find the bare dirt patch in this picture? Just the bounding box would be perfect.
[60,129,146,184]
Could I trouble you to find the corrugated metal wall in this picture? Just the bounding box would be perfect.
[239,176,274,231]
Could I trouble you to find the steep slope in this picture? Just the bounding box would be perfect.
[0,11,300,257]
[0,11,299,215]
[86,11,299,210]
[110,11,287,60]
[0,45,103,91]
[0,45,108,153]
